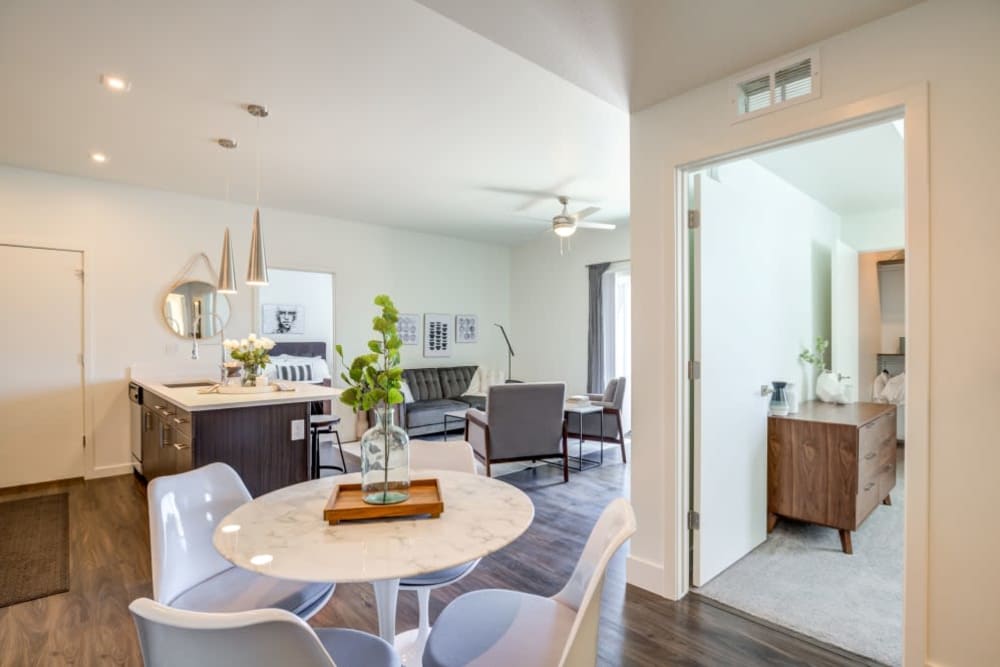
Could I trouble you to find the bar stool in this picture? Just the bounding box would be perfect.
[310,414,346,478]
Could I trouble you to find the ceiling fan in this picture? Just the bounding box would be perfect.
[549,196,615,238]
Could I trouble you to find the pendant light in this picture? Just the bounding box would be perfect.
[246,103,269,286]
[216,141,239,294]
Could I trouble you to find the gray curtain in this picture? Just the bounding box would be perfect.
[587,262,610,393]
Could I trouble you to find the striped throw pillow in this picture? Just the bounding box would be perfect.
[276,364,313,382]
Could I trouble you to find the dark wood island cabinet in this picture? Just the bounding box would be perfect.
[767,400,897,554]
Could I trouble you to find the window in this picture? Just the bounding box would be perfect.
[733,52,819,120]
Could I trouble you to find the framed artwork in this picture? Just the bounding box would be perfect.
[261,303,305,334]
[455,314,478,343]
[397,313,420,346]
[423,313,452,357]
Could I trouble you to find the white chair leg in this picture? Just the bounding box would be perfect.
[417,587,431,637]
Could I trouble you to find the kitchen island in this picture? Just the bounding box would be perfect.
[132,376,341,496]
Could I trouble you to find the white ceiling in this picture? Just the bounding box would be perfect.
[752,121,904,216]
[416,0,922,111]
[0,0,628,245]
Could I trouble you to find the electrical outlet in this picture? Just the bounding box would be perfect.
[291,419,305,441]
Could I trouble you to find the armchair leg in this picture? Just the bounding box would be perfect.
[485,461,492,478]
[562,426,569,483]
[615,411,627,463]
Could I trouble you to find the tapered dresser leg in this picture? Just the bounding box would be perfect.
[838,529,853,555]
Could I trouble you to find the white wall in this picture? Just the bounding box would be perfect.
[509,226,630,392]
[842,207,905,252]
[630,1,1000,664]
[0,164,510,476]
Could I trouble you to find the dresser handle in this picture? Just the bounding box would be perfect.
[173,417,187,425]
[883,464,893,473]
[864,482,876,492]
[172,443,190,451]
[864,452,877,460]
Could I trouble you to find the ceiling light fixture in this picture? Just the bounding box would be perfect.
[90,152,108,163]
[99,74,131,92]
[245,104,270,287]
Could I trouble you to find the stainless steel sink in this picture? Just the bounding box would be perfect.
[162,380,216,388]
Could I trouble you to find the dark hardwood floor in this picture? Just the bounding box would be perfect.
[0,459,872,666]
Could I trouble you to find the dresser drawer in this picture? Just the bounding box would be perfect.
[877,461,896,501]
[856,474,880,524]
[860,410,895,455]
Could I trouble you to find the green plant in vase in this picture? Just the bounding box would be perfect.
[335,294,409,505]
[798,336,830,372]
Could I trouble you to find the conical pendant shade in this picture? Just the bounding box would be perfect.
[216,227,237,294]
[246,208,269,286]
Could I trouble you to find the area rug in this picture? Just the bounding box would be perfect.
[0,493,70,607]
[694,448,904,666]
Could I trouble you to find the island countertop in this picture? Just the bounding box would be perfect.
[133,378,342,412]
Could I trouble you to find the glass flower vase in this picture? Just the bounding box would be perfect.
[360,406,410,505]
[241,363,261,387]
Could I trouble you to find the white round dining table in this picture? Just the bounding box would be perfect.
[213,469,534,660]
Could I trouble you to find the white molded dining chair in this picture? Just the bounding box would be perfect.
[395,440,482,661]
[422,497,637,667]
[147,462,333,618]
[129,597,400,667]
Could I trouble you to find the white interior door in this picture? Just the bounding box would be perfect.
[831,240,860,401]
[690,173,768,586]
[0,245,85,488]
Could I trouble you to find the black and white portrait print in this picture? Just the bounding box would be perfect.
[262,304,305,335]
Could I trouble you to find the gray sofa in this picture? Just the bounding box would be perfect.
[400,366,486,436]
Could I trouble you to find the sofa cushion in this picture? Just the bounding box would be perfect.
[403,368,444,401]
[406,399,470,428]
[460,394,486,411]
[438,366,477,399]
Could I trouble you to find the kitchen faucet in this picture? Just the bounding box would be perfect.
[190,312,227,383]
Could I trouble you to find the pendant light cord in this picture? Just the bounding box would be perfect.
[255,115,261,205]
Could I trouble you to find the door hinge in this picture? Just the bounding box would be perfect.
[688,360,701,380]
[77,353,84,367]
[688,510,700,531]
[74,269,84,280]
[82,435,86,449]
[687,210,700,229]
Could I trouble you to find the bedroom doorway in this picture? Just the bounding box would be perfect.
[683,117,908,665]
[0,244,85,488]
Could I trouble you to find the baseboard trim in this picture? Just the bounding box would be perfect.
[87,463,134,479]
[626,554,669,597]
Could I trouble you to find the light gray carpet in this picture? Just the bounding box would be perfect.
[695,447,904,666]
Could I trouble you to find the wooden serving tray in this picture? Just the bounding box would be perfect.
[323,478,443,525]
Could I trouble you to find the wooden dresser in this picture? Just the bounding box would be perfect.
[767,400,897,554]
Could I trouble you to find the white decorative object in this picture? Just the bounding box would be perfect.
[816,371,848,404]
[785,383,800,414]
[397,313,420,346]
[423,314,451,357]
[455,314,478,343]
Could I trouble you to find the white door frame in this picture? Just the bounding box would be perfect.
[673,83,929,665]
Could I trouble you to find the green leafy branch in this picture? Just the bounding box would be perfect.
[335,294,405,413]
[799,336,830,372]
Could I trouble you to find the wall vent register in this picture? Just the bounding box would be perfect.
[734,52,819,120]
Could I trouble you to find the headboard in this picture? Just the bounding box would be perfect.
[271,341,327,359]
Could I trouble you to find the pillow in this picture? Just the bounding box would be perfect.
[465,367,483,395]
[400,380,415,403]
[275,364,313,382]
[271,355,332,381]
[484,368,507,388]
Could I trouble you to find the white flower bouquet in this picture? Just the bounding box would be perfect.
[223,333,275,386]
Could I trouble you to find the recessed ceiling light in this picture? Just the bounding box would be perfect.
[90,152,108,164]
[100,74,131,92]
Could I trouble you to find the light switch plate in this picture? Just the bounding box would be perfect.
[291,419,305,441]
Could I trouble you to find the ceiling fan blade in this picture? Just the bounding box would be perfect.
[577,221,616,231]
[572,206,601,221]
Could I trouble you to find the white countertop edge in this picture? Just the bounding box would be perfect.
[134,379,342,412]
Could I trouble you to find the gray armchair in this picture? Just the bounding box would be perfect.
[578,377,628,463]
[464,383,569,482]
